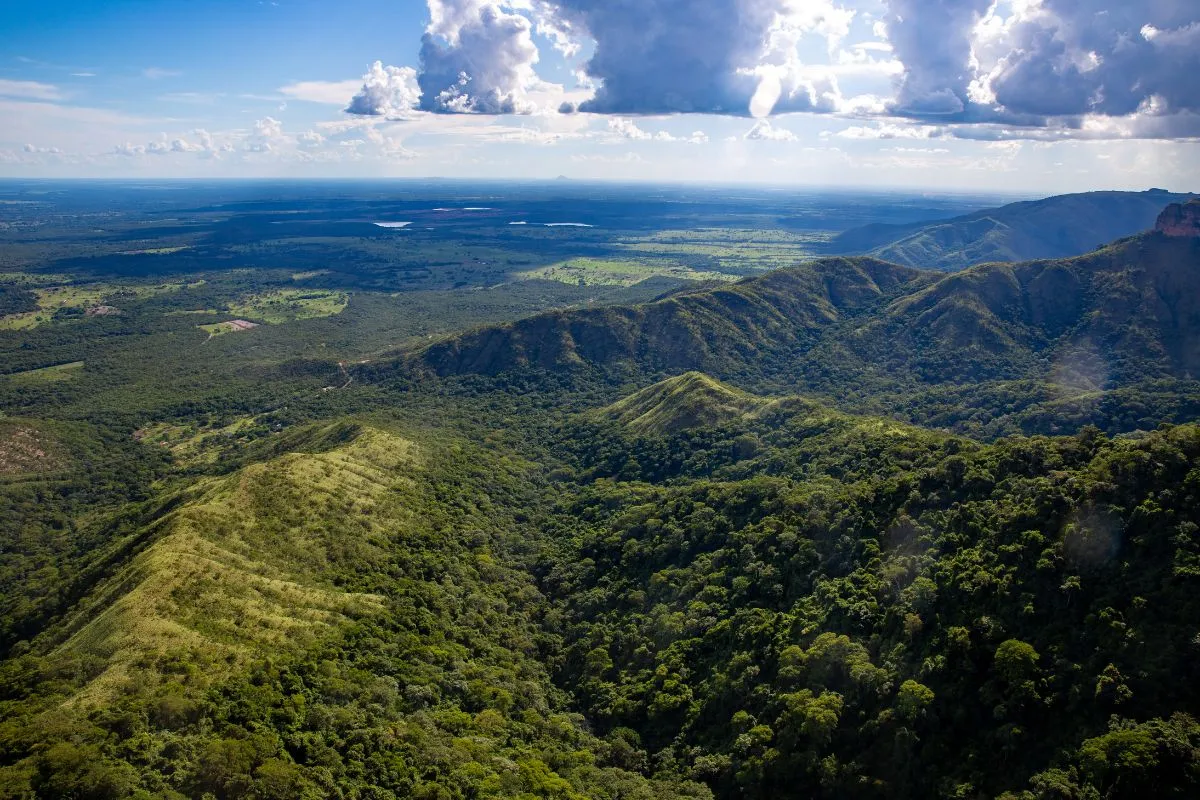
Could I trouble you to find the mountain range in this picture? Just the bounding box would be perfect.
[395,206,1200,439]
[826,189,1196,271]
[4,194,1200,800]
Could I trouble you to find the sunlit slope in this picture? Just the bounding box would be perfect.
[863,232,1200,380]
[596,372,775,434]
[413,257,926,376]
[48,424,417,702]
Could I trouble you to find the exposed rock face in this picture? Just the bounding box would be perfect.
[1156,199,1200,238]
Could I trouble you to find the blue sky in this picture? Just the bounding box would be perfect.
[1,0,1197,191]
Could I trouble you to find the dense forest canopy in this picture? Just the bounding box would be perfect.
[1,183,1198,799]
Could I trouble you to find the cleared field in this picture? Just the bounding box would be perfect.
[0,422,62,474]
[136,416,265,466]
[0,281,198,329]
[198,319,259,338]
[291,269,332,281]
[613,228,833,273]
[514,257,735,287]
[4,361,85,384]
[225,288,349,324]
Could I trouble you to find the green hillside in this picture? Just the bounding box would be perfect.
[595,372,775,434]
[0,421,706,799]
[4,376,1200,799]
[401,231,1200,439]
[414,258,926,378]
[550,388,1200,798]
[3,193,1200,800]
[830,190,1195,271]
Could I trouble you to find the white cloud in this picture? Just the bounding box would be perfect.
[142,67,181,80]
[608,117,651,140]
[280,80,363,106]
[345,62,421,117]
[0,80,62,101]
[835,122,942,140]
[745,120,797,141]
[418,1,541,114]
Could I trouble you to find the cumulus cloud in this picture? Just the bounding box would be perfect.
[331,0,1200,139]
[607,117,651,140]
[397,0,862,117]
[981,1,1200,124]
[882,0,992,116]
[247,117,287,152]
[345,62,421,117]
[551,0,859,116]
[298,130,326,148]
[745,120,797,141]
[111,130,228,159]
[607,117,709,143]
[834,122,943,140]
[877,0,1200,137]
[417,0,540,114]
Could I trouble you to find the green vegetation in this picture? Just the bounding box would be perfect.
[0,421,708,799]
[411,233,1200,440]
[2,362,85,385]
[832,189,1194,271]
[224,289,349,324]
[1,185,1198,798]
[596,372,775,434]
[515,258,733,287]
[615,228,830,274]
[547,391,1200,798]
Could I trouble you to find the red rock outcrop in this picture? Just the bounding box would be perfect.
[1156,198,1200,238]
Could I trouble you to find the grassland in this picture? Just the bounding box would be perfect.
[51,424,417,704]
[197,320,258,338]
[224,288,349,324]
[135,416,265,466]
[3,361,84,384]
[0,281,199,330]
[514,257,735,287]
[613,228,831,273]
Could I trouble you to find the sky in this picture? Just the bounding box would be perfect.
[0,0,1198,192]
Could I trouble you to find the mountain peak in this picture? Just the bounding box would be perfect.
[1156,198,1200,238]
[596,372,771,434]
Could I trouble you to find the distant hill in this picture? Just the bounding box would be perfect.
[415,257,926,377]
[413,228,1200,384]
[396,218,1200,437]
[828,189,1196,271]
[861,231,1200,381]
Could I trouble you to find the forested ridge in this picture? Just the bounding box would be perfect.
[826,189,1196,270]
[394,231,1200,440]
[2,375,1198,798]
[2,206,1200,798]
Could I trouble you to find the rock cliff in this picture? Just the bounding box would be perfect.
[1156,199,1200,238]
